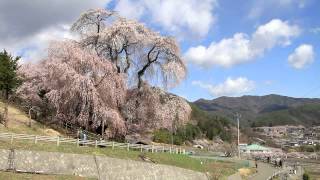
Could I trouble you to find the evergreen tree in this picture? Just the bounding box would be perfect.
[0,50,21,127]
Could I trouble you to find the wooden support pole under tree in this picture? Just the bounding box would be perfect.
[28,107,34,127]
[127,143,130,151]
[10,133,13,144]
[56,136,60,146]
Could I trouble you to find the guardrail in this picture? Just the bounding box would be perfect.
[0,132,186,154]
[266,169,287,180]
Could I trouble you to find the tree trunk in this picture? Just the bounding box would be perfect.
[123,48,130,73]
[3,90,9,128]
[137,47,159,89]
[101,120,105,139]
[28,107,33,127]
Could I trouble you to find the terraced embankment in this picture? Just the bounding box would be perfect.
[0,149,208,180]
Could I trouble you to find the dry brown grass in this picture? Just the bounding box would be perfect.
[239,167,256,178]
[0,101,60,136]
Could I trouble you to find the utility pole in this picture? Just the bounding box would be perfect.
[236,113,241,159]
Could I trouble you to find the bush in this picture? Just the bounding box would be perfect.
[303,173,310,180]
[299,145,315,152]
[153,125,201,145]
[153,129,171,144]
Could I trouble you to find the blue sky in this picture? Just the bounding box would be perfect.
[0,0,319,101]
[108,0,320,101]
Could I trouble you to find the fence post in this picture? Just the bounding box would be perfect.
[127,143,130,151]
[169,147,172,154]
[152,145,154,153]
[56,136,60,146]
[112,142,114,150]
[34,135,37,144]
[140,144,143,152]
[77,138,80,147]
[95,140,98,148]
[162,146,165,153]
[10,133,14,144]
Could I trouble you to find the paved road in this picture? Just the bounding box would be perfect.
[249,162,279,180]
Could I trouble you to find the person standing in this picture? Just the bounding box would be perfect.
[255,159,258,171]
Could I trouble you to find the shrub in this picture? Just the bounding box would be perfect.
[153,129,172,144]
[153,125,201,145]
[303,172,310,180]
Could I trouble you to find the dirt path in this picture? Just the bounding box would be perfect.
[227,172,242,180]
[249,162,279,180]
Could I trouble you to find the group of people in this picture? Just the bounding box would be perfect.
[275,157,283,168]
[254,156,284,172]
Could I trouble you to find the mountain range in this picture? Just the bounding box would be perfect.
[193,94,320,127]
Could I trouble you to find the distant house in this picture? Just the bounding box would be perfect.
[288,141,299,147]
[243,144,271,154]
[239,143,248,153]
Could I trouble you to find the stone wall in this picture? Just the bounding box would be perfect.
[0,149,208,180]
[0,149,9,170]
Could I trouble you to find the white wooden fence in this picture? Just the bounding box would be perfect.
[0,132,186,154]
[266,169,287,180]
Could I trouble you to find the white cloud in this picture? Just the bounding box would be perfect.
[185,19,301,68]
[250,19,301,54]
[0,0,110,62]
[248,0,307,19]
[114,0,217,37]
[114,0,145,20]
[185,33,253,67]
[288,44,315,69]
[311,27,320,34]
[192,77,255,97]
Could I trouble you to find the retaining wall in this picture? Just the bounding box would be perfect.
[0,149,207,180]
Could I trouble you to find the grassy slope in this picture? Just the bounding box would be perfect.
[0,101,61,136]
[0,101,245,179]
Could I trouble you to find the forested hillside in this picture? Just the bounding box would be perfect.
[194,94,320,127]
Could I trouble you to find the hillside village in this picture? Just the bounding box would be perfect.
[253,125,320,148]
